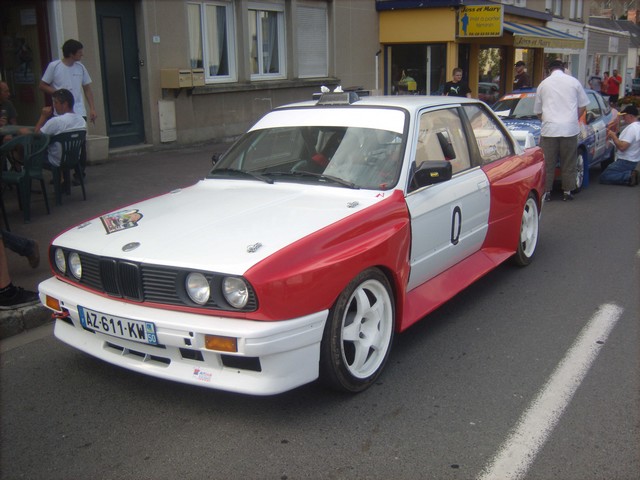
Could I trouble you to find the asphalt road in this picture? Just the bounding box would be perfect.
[1,168,638,480]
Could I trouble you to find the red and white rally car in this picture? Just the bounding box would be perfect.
[39,93,545,395]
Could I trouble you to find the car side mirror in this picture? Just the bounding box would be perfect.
[585,111,596,124]
[411,160,453,189]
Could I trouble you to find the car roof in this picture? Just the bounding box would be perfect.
[505,87,601,96]
[278,94,485,116]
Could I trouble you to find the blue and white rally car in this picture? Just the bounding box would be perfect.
[492,88,618,189]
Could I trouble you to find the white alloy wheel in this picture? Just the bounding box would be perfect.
[514,193,539,266]
[320,269,395,392]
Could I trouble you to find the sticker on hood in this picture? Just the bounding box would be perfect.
[100,209,143,234]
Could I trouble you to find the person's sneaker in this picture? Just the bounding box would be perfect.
[543,192,552,202]
[563,192,574,201]
[27,241,40,269]
[0,287,40,309]
[629,170,638,186]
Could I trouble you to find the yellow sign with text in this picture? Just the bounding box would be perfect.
[458,5,503,38]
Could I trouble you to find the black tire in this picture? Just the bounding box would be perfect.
[319,268,395,393]
[513,193,540,267]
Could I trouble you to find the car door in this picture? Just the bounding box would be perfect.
[585,91,608,164]
[405,106,490,291]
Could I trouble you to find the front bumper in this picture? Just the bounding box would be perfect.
[39,277,327,395]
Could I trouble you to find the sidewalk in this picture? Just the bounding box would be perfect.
[1,139,233,338]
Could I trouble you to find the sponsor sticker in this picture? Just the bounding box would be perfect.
[101,209,143,234]
[193,368,213,383]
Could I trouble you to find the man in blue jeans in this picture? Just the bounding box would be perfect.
[603,105,640,186]
[0,229,40,308]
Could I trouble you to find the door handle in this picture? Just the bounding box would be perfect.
[132,76,139,80]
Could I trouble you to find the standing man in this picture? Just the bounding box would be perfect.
[39,39,97,124]
[587,69,602,92]
[533,59,589,202]
[601,71,610,98]
[607,69,622,105]
[443,68,471,98]
[602,105,640,186]
[513,61,530,90]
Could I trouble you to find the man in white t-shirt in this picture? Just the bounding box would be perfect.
[534,59,590,201]
[39,39,97,124]
[603,105,640,186]
[31,89,86,167]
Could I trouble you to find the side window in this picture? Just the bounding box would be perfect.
[415,108,471,174]
[463,105,514,164]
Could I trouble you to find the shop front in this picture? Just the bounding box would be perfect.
[377,1,585,101]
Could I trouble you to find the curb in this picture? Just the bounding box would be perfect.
[0,304,53,340]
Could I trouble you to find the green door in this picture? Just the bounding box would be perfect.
[96,0,144,147]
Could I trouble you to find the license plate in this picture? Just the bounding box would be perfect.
[78,306,158,345]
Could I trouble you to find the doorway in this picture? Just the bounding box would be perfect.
[95,0,144,147]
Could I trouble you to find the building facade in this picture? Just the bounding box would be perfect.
[1,0,379,154]
[2,0,637,157]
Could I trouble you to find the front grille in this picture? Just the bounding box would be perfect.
[55,250,257,312]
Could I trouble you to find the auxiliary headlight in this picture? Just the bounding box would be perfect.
[186,272,210,305]
[54,248,66,274]
[69,252,82,280]
[222,277,249,309]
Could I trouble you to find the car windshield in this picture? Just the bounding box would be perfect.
[210,125,406,190]
[492,96,537,119]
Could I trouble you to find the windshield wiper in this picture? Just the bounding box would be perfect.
[264,171,359,189]
[207,168,274,184]
[515,115,539,120]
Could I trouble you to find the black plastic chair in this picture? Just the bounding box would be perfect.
[0,133,51,222]
[45,130,87,205]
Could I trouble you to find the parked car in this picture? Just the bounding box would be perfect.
[478,82,500,105]
[632,78,640,95]
[39,93,545,396]
[491,88,617,189]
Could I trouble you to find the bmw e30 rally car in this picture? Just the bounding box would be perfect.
[39,92,545,395]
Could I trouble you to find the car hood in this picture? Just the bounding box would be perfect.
[53,179,388,275]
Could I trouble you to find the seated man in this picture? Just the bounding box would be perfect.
[29,88,86,168]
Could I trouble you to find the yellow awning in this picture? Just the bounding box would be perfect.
[504,21,585,49]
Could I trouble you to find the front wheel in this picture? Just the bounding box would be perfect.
[319,268,395,393]
[513,193,540,266]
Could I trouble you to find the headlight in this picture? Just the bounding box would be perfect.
[186,272,210,305]
[223,277,249,309]
[54,248,66,273]
[69,252,82,279]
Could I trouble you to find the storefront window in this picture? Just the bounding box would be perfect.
[387,44,446,95]
[478,46,504,100]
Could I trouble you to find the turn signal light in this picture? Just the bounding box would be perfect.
[204,335,238,352]
[45,295,61,311]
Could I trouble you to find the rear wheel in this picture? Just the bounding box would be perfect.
[319,268,395,393]
[513,193,539,266]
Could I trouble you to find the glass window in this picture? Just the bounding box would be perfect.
[463,105,514,164]
[296,4,328,78]
[188,2,236,82]
[415,108,471,174]
[388,44,446,95]
[249,4,285,79]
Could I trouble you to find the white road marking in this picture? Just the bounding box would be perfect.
[477,303,624,480]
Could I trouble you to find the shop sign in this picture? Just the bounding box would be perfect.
[457,5,503,38]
